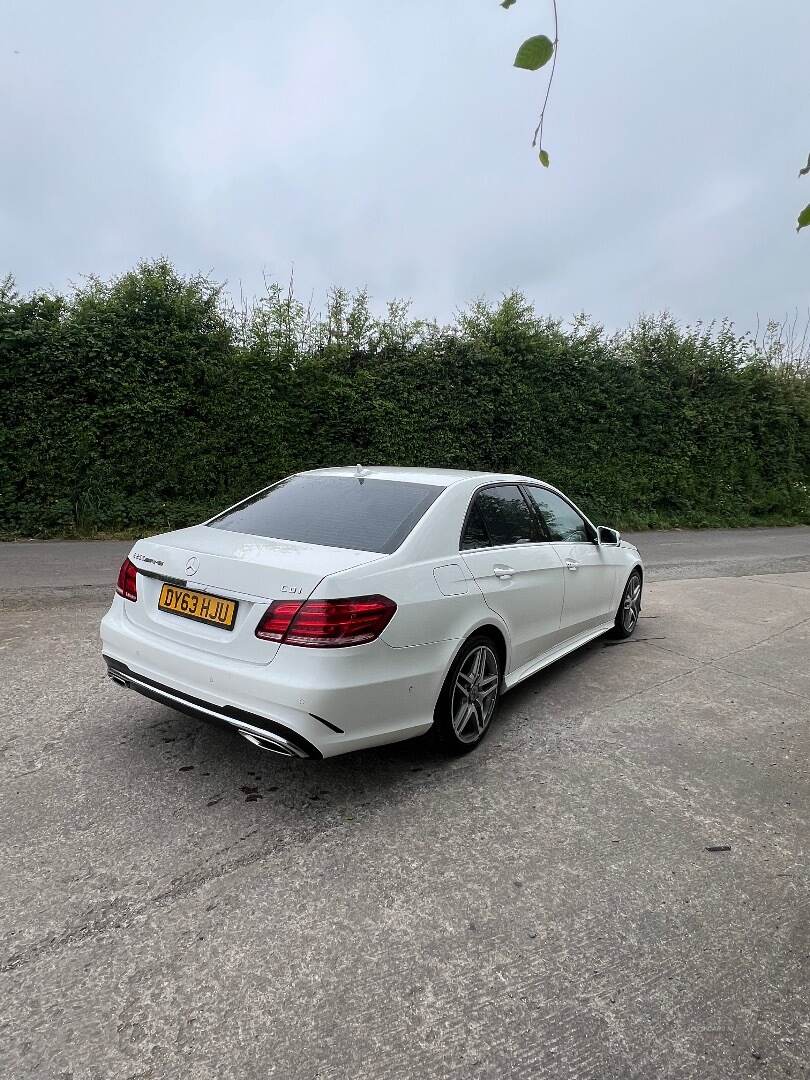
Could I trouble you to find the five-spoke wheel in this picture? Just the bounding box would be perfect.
[612,569,643,639]
[451,643,500,744]
[434,634,502,752]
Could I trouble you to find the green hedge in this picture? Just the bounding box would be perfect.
[1,259,808,538]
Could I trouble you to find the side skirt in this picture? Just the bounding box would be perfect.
[503,622,615,692]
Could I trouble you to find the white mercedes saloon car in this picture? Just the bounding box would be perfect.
[101,467,643,759]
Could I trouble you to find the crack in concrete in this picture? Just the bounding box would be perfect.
[749,575,810,593]
[637,634,805,702]
[0,820,343,975]
[709,664,803,699]
[712,613,810,663]
[608,664,702,707]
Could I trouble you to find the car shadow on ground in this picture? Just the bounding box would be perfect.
[500,634,605,713]
[114,633,617,831]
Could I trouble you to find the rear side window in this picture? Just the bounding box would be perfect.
[462,485,535,549]
[208,475,444,554]
[460,503,490,550]
[526,487,591,543]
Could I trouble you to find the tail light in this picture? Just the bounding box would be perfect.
[254,600,303,642]
[116,557,138,602]
[255,595,396,648]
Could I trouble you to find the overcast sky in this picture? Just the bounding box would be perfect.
[2,1,809,330]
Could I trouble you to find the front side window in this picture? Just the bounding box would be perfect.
[208,475,444,554]
[526,487,591,543]
[462,485,535,549]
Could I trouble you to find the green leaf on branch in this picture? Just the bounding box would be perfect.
[538,149,550,167]
[798,204,810,232]
[799,153,810,178]
[514,35,554,71]
[501,0,517,8]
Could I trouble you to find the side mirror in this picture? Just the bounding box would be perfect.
[597,526,621,546]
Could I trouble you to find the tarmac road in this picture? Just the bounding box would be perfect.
[1,529,809,1078]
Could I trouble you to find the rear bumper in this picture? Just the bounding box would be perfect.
[100,597,453,757]
[104,656,320,758]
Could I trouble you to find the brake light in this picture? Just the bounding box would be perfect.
[255,595,396,648]
[254,600,304,642]
[116,557,138,602]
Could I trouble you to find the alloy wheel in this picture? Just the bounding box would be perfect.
[451,644,500,744]
[622,574,642,632]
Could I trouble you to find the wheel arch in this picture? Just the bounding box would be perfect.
[472,622,508,678]
[611,561,643,622]
[619,560,644,597]
[438,621,510,702]
[631,561,644,594]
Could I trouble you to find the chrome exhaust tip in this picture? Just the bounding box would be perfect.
[238,730,295,756]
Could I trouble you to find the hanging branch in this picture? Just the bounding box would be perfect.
[502,2,806,231]
[799,152,810,232]
[506,0,559,167]
[532,0,558,164]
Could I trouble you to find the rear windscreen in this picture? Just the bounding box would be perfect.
[207,475,445,553]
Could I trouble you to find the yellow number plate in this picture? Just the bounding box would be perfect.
[158,583,237,630]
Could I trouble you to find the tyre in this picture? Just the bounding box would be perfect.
[611,569,642,638]
[432,634,502,753]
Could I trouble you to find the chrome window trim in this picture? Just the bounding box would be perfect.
[458,481,542,553]
[521,483,598,545]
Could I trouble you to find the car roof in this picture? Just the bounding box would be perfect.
[303,466,544,488]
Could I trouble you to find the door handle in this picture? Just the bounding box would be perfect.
[565,559,578,571]
[493,564,515,579]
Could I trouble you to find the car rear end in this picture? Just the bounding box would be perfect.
[100,471,456,758]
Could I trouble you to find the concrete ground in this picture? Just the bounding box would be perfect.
[1,531,809,1079]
